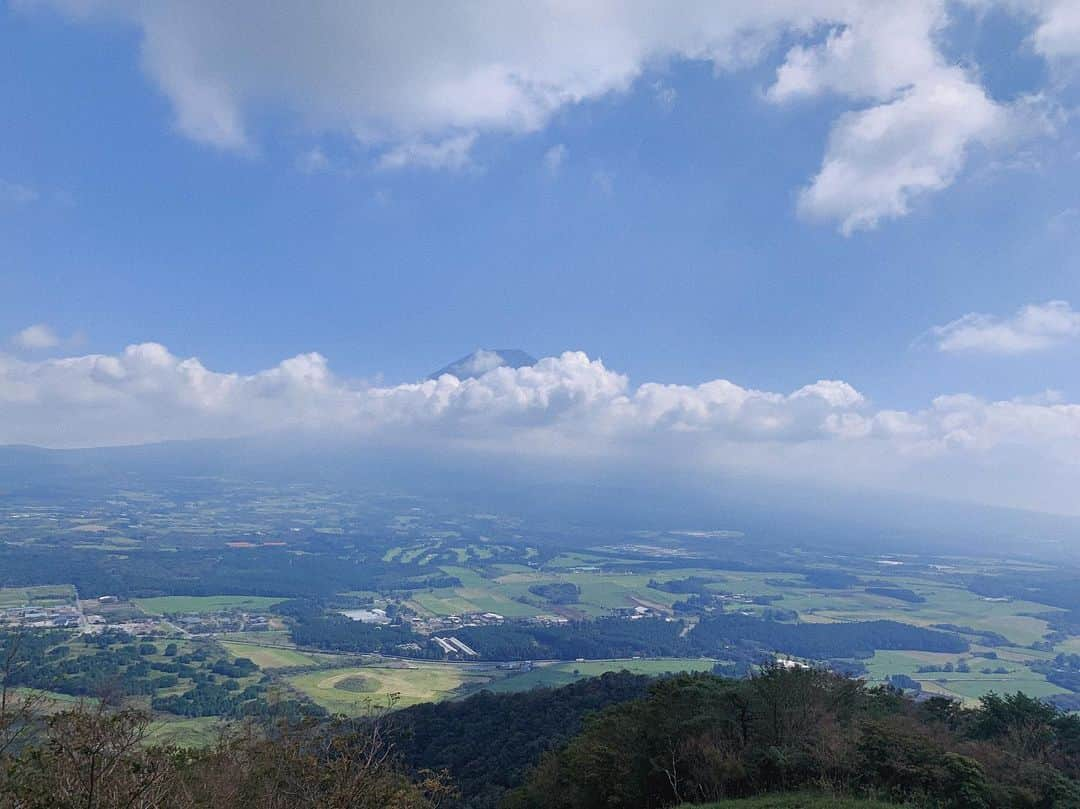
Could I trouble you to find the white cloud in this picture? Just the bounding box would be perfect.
[543,144,567,175]
[5,342,1080,513]
[796,73,1011,234]
[928,301,1080,355]
[1028,0,1080,63]
[376,134,477,172]
[765,3,1026,233]
[652,81,677,112]
[20,1,1076,229]
[11,324,61,350]
[767,2,945,103]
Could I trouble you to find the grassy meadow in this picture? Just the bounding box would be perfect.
[285,661,496,714]
[134,595,284,615]
[488,657,720,693]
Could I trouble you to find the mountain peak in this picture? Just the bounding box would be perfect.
[428,348,537,380]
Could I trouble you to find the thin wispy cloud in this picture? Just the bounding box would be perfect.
[543,144,567,176]
[1048,207,1080,234]
[927,301,1080,355]
[591,169,614,196]
[0,179,39,206]
[376,134,477,172]
[652,81,677,112]
[295,146,330,174]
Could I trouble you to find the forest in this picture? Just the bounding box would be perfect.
[505,668,1080,809]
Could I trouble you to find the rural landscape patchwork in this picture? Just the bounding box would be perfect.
[4,451,1080,806]
[6,475,1080,726]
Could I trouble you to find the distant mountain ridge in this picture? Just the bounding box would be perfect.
[428,348,537,380]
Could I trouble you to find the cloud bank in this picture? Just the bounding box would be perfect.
[4,342,1080,515]
[20,1,1073,232]
[929,301,1080,355]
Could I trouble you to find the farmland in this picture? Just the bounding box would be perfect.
[0,584,75,608]
[6,475,1080,730]
[487,657,720,693]
[217,640,320,669]
[134,595,285,615]
[864,649,1070,705]
[286,661,496,713]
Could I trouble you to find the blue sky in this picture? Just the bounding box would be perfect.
[3,2,1080,513]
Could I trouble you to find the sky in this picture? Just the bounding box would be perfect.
[2,1,1080,515]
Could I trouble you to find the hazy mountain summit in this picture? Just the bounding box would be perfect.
[428,348,537,380]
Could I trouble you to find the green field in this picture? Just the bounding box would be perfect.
[408,566,543,618]
[408,564,692,620]
[488,658,719,693]
[217,629,292,644]
[8,687,96,714]
[286,662,495,714]
[681,571,1055,647]
[864,649,1067,705]
[0,584,75,607]
[134,595,284,614]
[147,716,226,747]
[219,640,320,669]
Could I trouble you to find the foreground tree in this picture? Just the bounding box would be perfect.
[1,698,451,809]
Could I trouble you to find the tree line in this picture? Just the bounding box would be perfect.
[507,668,1080,809]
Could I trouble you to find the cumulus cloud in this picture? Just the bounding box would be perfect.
[1025,0,1080,63]
[18,1,1075,230]
[5,342,1080,513]
[11,324,62,350]
[795,72,1012,233]
[766,3,1027,233]
[927,301,1080,355]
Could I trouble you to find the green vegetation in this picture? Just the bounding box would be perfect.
[0,584,74,607]
[333,674,378,693]
[286,662,493,713]
[865,649,1068,705]
[681,796,903,808]
[528,581,581,604]
[0,703,451,808]
[489,658,719,693]
[146,715,226,747]
[218,640,319,669]
[391,671,653,807]
[0,629,315,723]
[135,595,284,615]
[7,472,1080,771]
[508,669,1080,809]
